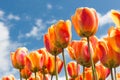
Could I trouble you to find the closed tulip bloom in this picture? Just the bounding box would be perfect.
[44,32,62,55]
[47,54,63,75]
[53,20,71,48]
[111,10,120,27]
[26,51,44,72]
[37,48,49,67]
[10,47,28,69]
[67,61,80,78]
[2,75,15,80]
[67,40,78,60]
[67,36,98,67]
[20,66,32,79]
[108,27,120,54]
[96,63,110,80]
[71,7,98,37]
[96,38,120,68]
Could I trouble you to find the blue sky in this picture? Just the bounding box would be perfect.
[0,0,120,79]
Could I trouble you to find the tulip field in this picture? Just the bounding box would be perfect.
[2,7,120,80]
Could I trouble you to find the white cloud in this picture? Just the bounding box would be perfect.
[7,14,20,20]
[47,3,52,9]
[97,11,113,27]
[25,19,46,40]
[0,22,10,77]
[46,19,57,24]
[0,21,22,79]
[0,10,4,18]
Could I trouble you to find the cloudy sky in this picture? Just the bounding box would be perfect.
[0,0,120,79]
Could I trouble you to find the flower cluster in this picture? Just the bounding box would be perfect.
[2,7,120,80]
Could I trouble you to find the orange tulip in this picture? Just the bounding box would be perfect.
[44,32,62,55]
[2,75,15,80]
[67,61,80,78]
[37,48,49,67]
[96,63,110,80]
[111,10,120,27]
[54,20,71,48]
[107,27,120,54]
[20,66,32,79]
[71,7,98,37]
[96,38,120,68]
[46,20,71,49]
[26,51,44,72]
[10,47,28,69]
[67,36,98,67]
[47,54,63,75]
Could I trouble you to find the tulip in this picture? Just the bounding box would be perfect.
[2,75,15,80]
[96,63,110,80]
[10,47,28,69]
[46,54,63,78]
[44,32,62,55]
[20,66,32,80]
[37,48,49,80]
[67,61,80,79]
[26,51,44,80]
[10,47,28,80]
[71,7,98,37]
[107,27,120,54]
[96,38,120,80]
[111,10,120,27]
[52,20,71,48]
[67,36,98,67]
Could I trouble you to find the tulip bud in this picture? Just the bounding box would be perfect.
[71,7,98,37]
[10,47,28,69]
[67,61,80,78]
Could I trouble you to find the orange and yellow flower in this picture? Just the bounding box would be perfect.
[67,61,80,78]
[46,54,63,75]
[44,30,62,55]
[10,47,28,69]
[96,38,120,68]
[67,36,98,67]
[111,10,120,27]
[71,7,98,37]
[26,51,44,72]
[20,66,32,79]
[107,27,120,54]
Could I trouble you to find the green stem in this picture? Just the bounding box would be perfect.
[55,54,58,80]
[83,66,85,80]
[51,75,53,80]
[87,37,97,80]
[114,68,116,80]
[111,68,114,80]
[43,72,45,80]
[19,69,22,80]
[35,72,36,80]
[62,48,68,80]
